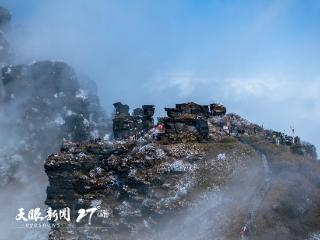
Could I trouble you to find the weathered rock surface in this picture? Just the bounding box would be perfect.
[0,61,110,186]
[46,138,258,239]
[112,102,155,140]
[45,110,320,240]
[0,6,111,240]
[160,102,210,143]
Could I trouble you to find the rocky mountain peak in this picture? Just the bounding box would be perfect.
[45,101,319,240]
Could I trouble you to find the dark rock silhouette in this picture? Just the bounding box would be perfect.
[0,7,13,67]
[0,6,10,29]
[0,60,110,186]
[112,102,155,140]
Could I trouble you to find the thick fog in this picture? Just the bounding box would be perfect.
[3,0,319,154]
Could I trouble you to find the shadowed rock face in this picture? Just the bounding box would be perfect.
[0,32,12,66]
[0,7,13,67]
[45,111,320,240]
[0,6,112,239]
[1,61,79,101]
[0,60,110,187]
[160,102,211,143]
[112,102,154,140]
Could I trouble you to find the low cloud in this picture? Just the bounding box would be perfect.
[150,72,208,98]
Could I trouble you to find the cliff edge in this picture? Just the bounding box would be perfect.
[45,103,320,240]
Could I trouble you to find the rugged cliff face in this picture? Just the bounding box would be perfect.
[0,6,111,240]
[0,6,13,68]
[45,111,320,240]
[0,8,110,186]
[1,4,319,240]
[0,60,110,186]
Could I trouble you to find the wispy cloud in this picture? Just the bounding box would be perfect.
[223,76,320,103]
[150,72,207,97]
[3,0,320,151]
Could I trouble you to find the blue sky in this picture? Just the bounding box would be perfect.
[2,0,320,154]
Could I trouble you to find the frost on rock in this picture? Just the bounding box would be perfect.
[54,115,65,126]
[155,148,166,159]
[90,129,99,139]
[128,169,137,178]
[169,160,190,172]
[116,201,142,217]
[53,92,65,98]
[78,152,87,158]
[90,199,102,208]
[75,89,88,100]
[307,233,320,240]
[136,144,156,154]
[83,118,90,127]
[0,59,111,188]
[89,167,105,178]
[4,65,11,74]
[217,153,226,161]
[103,134,110,141]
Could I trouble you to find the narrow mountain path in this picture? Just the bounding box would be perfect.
[240,153,272,239]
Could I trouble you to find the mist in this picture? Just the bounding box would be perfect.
[0,86,49,240]
[145,157,268,240]
[0,0,320,239]
[0,4,110,238]
[3,0,319,154]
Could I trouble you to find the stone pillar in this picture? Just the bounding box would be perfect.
[142,105,155,132]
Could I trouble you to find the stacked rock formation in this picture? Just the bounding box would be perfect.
[112,102,228,143]
[112,102,133,139]
[142,105,155,130]
[159,102,211,143]
[210,103,227,116]
[112,102,155,140]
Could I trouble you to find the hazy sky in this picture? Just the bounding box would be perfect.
[2,0,320,154]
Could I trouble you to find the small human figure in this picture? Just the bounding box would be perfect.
[290,126,295,144]
[240,225,249,238]
[156,123,165,133]
[227,121,232,135]
[150,127,157,143]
